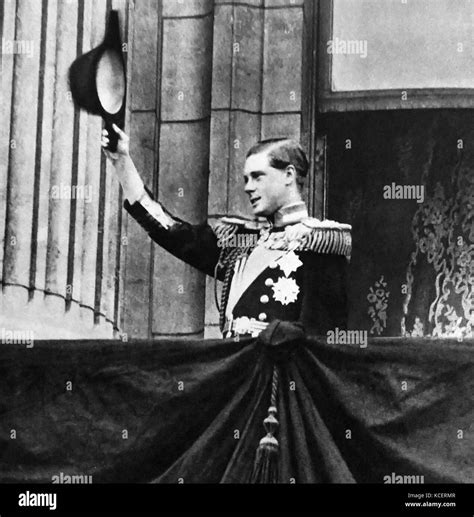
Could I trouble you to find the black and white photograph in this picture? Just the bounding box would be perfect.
[0,0,473,513]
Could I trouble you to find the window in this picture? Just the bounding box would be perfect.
[318,0,474,111]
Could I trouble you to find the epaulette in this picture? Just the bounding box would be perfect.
[213,216,268,241]
[260,217,352,258]
[302,217,352,231]
[220,216,269,231]
[214,216,352,257]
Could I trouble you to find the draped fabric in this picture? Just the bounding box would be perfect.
[328,111,474,339]
[0,337,472,483]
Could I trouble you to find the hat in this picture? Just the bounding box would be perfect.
[68,10,126,151]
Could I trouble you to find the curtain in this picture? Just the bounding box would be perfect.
[0,336,472,483]
[328,111,473,338]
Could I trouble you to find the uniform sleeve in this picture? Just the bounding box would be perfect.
[123,186,221,278]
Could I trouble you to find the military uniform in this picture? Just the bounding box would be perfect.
[124,187,352,338]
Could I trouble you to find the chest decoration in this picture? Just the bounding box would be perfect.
[276,250,302,277]
[270,250,303,305]
[272,277,300,305]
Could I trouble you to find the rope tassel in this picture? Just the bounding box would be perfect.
[250,367,279,483]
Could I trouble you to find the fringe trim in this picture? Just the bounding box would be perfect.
[213,221,240,245]
[213,219,352,258]
[261,222,352,258]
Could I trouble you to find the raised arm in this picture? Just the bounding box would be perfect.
[102,125,221,277]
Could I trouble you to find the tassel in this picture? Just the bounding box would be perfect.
[250,367,279,483]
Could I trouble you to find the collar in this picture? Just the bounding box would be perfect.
[270,201,309,228]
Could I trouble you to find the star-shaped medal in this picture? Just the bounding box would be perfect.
[277,250,303,277]
[272,277,300,305]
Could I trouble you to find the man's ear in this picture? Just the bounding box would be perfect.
[284,164,297,186]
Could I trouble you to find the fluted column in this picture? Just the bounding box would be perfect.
[0,0,129,338]
[2,0,43,304]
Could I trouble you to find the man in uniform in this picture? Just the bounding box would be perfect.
[101,125,351,344]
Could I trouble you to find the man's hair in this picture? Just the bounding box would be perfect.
[246,138,309,189]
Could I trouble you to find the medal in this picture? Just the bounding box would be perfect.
[277,250,302,277]
[272,277,300,305]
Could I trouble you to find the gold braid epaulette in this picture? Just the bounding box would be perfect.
[213,219,239,244]
[213,216,352,258]
[213,216,267,242]
[261,218,352,257]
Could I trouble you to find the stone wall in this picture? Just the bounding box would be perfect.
[0,0,315,339]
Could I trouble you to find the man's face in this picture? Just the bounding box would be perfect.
[243,151,289,217]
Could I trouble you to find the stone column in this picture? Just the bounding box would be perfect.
[121,0,215,338]
[0,0,128,338]
[153,0,215,338]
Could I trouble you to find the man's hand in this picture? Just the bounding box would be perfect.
[101,124,130,163]
[99,124,145,203]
